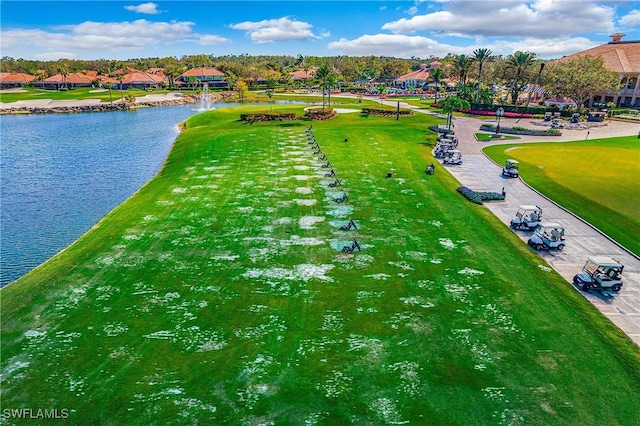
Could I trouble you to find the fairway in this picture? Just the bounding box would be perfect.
[2,106,639,425]
[483,137,640,256]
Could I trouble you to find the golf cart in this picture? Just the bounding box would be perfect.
[502,159,519,178]
[434,142,454,158]
[443,149,462,165]
[573,256,624,292]
[510,205,543,230]
[527,222,565,251]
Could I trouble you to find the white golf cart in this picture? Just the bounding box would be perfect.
[527,222,565,251]
[502,159,519,178]
[434,142,455,158]
[573,256,624,292]
[510,205,543,230]
[442,149,462,165]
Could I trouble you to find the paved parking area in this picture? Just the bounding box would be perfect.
[436,114,640,345]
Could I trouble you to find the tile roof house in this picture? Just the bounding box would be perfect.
[177,67,226,88]
[555,33,640,107]
[394,64,432,90]
[119,71,166,89]
[33,72,94,89]
[291,67,317,81]
[0,72,37,88]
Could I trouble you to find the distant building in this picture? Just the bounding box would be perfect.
[556,33,640,107]
[177,67,226,88]
[394,64,431,90]
[119,71,166,90]
[291,67,317,81]
[0,72,36,88]
[32,72,93,89]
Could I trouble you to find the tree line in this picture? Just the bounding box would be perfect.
[1,50,621,110]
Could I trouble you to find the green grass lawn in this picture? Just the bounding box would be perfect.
[0,86,168,103]
[475,133,520,141]
[2,105,639,424]
[484,137,640,256]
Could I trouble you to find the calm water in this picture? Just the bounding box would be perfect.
[0,105,203,286]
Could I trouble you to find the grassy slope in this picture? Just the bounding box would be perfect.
[483,137,640,256]
[1,106,639,425]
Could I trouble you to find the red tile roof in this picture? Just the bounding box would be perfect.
[291,67,317,80]
[42,72,93,84]
[556,39,640,74]
[121,71,166,85]
[180,67,225,78]
[0,72,37,84]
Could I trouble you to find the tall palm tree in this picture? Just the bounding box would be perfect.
[429,66,445,105]
[452,54,472,89]
[505,51,536,104]
[57,66,68,90]
[315,64,331,110]
[440,96,470,130]
[472,48,493,103]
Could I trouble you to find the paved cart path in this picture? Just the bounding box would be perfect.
[431,112,640,346]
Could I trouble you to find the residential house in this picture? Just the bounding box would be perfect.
[177,67,226,89]
[0,72,37,88]
[555,33,640,107]
[291,67,317,82]
[119,71,166,90]
[394,64,432,91]
[32,72,93,89]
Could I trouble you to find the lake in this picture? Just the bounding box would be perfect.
[0,105,204,286]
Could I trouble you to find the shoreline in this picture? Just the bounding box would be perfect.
[0,92,236,115]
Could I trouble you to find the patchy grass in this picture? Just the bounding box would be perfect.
[484,136,640,256]
[2,105,639,424]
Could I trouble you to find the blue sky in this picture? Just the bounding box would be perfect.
[1,1,639,61]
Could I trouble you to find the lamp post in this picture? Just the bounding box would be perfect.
[496,107,504,134]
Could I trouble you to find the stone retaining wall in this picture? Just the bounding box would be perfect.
[0,96,199,115]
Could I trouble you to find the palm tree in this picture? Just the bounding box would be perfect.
[430,66,445,105]
[452,54,472,89]
[472,48,493,103]
[57,66,68,90]
[505,51,536,104]
[315,64,331,111]
[440,96,470,130]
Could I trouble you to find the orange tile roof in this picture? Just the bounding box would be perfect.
[291,67,317,80]
[121,71,166,84]
[180,67,225,78]
[396,67,431,82]
[556,40,640,74]
[42,72,93,84]
[0,72,37,83]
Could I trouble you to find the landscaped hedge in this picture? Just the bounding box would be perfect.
[457,186,505,204]
[361,107,414,117]
[480,123,562,136]
[240,111,298,122]
[460,109,533,119]
[304,107,337,120]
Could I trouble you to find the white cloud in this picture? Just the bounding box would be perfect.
[34,51,77,61]
[382,0,615,38]
[198,35,231,46]
[327,34,468,58]
[327,33,599,59]
[124,2,161,15]
[229,17,328,43]
[0,19,229,54]
[618,9,640,28]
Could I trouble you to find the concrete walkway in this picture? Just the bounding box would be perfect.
[434,112,640,345]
